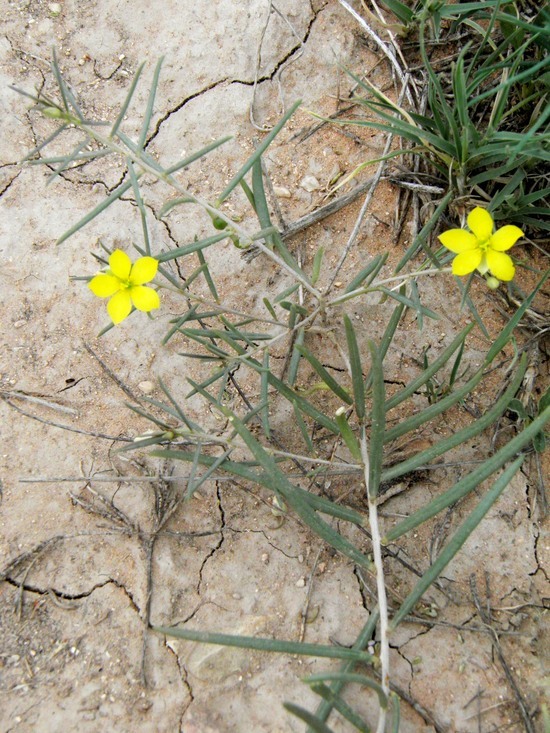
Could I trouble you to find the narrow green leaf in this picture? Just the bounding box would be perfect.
[485,272,548,364]
[391,457,524,629]
[344,254,387,293]
[197,249,219,302]
[377,287,440,320]
[284,703,337,733]
[110,62,145,137]
[307,672,387,708]
[261,350,271,439]
[382,354,527,483]
[57,178,133,244]
[335,409,362,462]
[288,327,305,387]
[127,158,151,255]
[308,683,372,732]
[308,613,379,732]
[293,400,314,453]
[312,246,324,285]
[155,626,373,664]
[157,232,231,261]
[368,341,385,498]
[384,366,485,444]
[138,56,163,150]
[295,344,353,405]
[263,297,278,320]
[384,402,550,542]
[218,100,301,203]
[344,315,365,420]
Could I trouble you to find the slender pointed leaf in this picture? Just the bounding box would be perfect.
[384,403,550,542]
[391,457,524,628]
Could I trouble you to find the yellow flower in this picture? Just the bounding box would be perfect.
[89,249,160,324]
[438,207,523,282]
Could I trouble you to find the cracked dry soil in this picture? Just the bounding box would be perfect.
[0,1,548,732]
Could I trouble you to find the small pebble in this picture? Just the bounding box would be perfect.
[48,3,62,14]
[296,577,306,588]
[300,175,320,192]
[273,186,291,198]
[138,380,155,394]
[261,553,269,565]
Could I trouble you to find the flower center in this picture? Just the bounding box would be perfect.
[477,236,491,252]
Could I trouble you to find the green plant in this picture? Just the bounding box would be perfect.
[332,0,550,278]
[12,51,550,732]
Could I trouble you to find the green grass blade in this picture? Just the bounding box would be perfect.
[50,49,71,115]
[158,377,201,431]
[390,456,524,629]
[218,100,301,203]
[251,158,304,274]
[165,136,233,175]
[344,315,365,420]
[384,403,550,542]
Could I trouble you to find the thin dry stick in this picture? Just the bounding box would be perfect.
[84,342,143,405]
[1,396,134,442]
[469,574,535,733]
[337,0,414,107]
[0,390,78,415]
[326,74,413,290]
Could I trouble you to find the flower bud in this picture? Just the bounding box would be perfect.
[486,276,500,290]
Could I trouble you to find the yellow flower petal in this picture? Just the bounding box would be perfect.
[438,229,477,253]
[467,207,493,241]
[129,256,158,285]
[88,273,122,297]
[109,249,132,280]
[486,250,515,281]
[452,249,482,276]
[107,290,133,324]
[490,225,523,252]
[130,285,160,312]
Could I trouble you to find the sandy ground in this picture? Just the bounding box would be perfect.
[1,1,548,732]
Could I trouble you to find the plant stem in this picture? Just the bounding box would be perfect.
[360,425,390,733]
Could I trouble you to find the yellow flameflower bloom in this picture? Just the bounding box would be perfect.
[89,249,160,324]
[438,207,523,282]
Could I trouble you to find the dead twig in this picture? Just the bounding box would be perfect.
[469,574,536,733]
